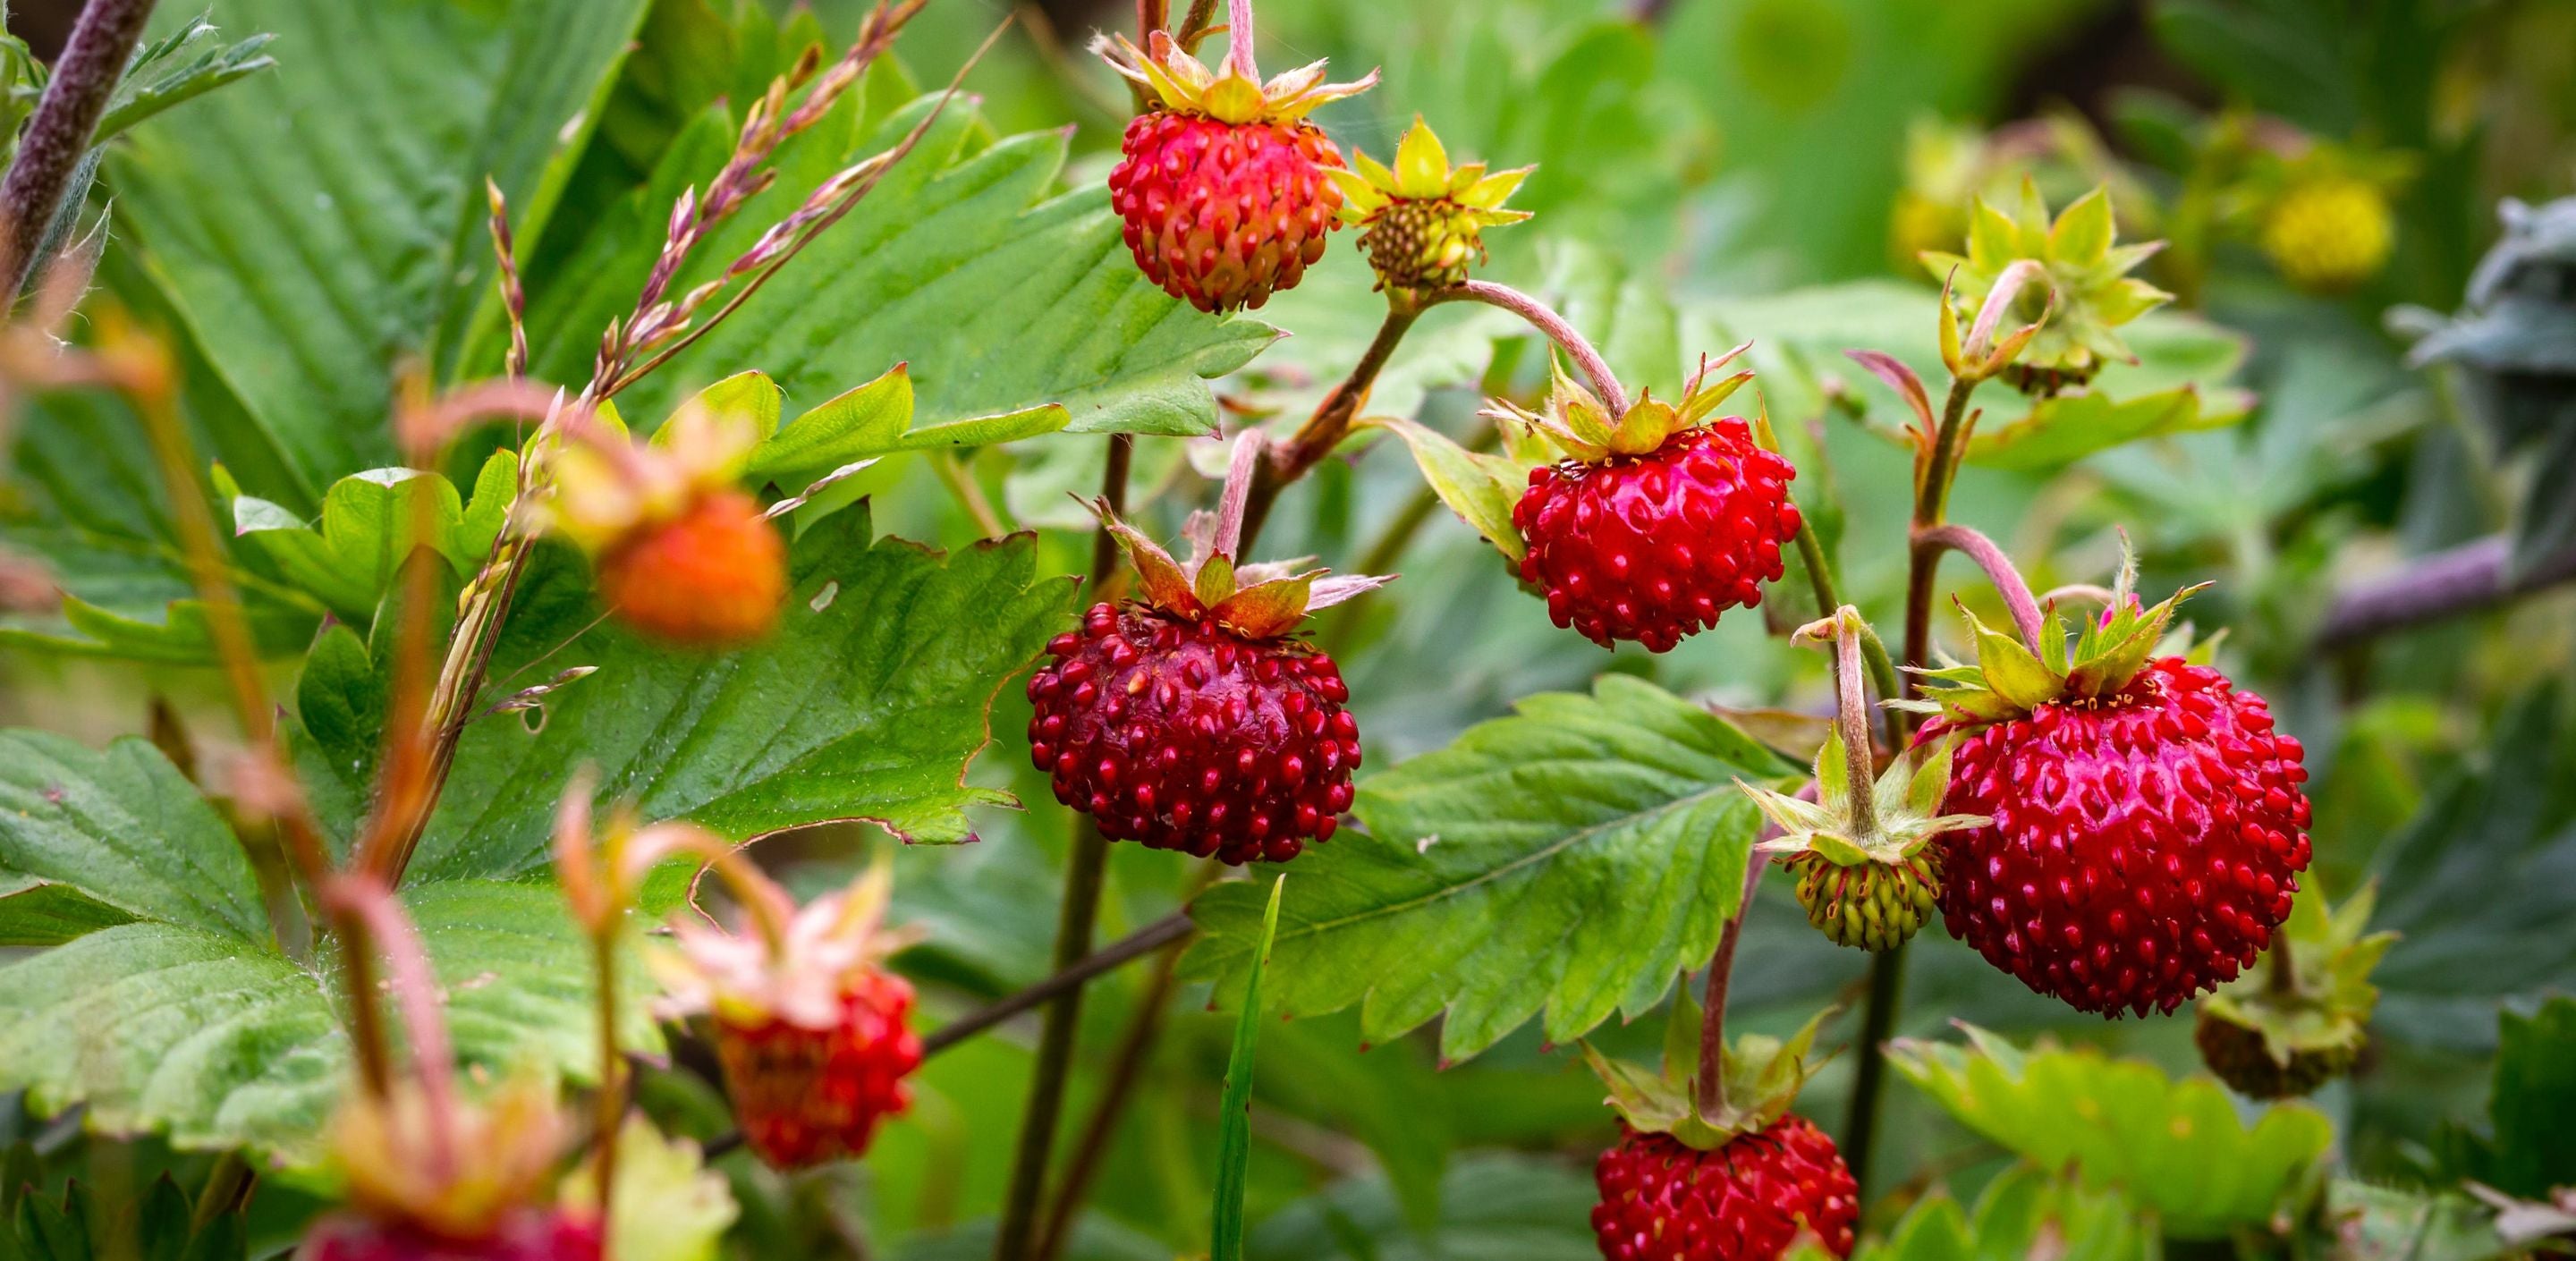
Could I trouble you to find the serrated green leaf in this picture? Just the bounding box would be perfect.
[309,508,1074,881]
[1182,675,1801,1062]
[0,733,268,944]
[1889,1026,2333,1238]
[112,0,654,496]
[0,876,138,948]
[542,94,1273,442]
[227,458,514,621]
[94,20,275,143]
[1963,383,2252,471]
[2453,997,2576,1199]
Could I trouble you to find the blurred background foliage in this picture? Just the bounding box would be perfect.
[1,0,2573,1257]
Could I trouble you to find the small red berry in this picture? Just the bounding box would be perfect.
[1513,419,1801,651]
[1934,656,2313,1017]
[714,967,921,1169]
[301,1212,601,1261]
[1591,1118,1858,1261]
[595,488,785,647]
[1028,602,1360,865]
[1110,111,1346,313]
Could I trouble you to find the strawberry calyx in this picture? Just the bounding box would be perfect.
[1326,116,1532,292]
[1746,728,1988,879]
[326,1072,572,1243]
[1487,344,1758,463]
[1095,29,1375,127]
[650,859,920,1034]
[1906,547,2210,728]
[1097,433,1392,639]
[1581,1001,1831,1151]
[2197,883,2394,1080]
[1920,178,2172,392]
[544,388,763,557]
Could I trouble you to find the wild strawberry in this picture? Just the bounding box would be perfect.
[1916,571,2313,1017]
[1583,1011,1852,1261]
[1593,1120,1859,1261]
[1493,349,1800,651]
[1920,180,2169,396]
[596,488,786,644]
[1096,21,1376,312]
[652,862,925,1169]
[301,1214,601,1261]
[1029,434,1388,864]
[303,1075,593,1261]
[1326,116,1532,293]
[2193,884,2393,1099]
[544,388,784,647]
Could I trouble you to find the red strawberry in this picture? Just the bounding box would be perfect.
[1030,602,1359,864]
[714,967,921,1168]
[1097,29,1376,313]
[597,488,786,647]
[654,861,925,1170]
[301,1213,601,1261]
[1593,1119,1859,1261]
[1917,579,2312,1017]
[1490,348,1798,652]
[1030,434,1387,864]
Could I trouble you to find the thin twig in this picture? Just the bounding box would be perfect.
[0,0,157,298]
[919,910,1193,1056]
[1692,858,1765,1117]
[2317,534,2576,647]
[1424,280,1629,417]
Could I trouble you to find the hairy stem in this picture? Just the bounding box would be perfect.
[1900,375,1980,711]
[1826,614,1878,837]
[1424,280,1629,417]
[1914,522,2047,654]
[0,0,156,298]
[1791,519,1902,753]
[995,436,1135,1261]
[1240,307,1419,546]
[1693,859,1766,1117]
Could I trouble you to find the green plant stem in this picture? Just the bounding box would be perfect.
[1791,519,1902,752]
[589,928,623,1247]
[995,435,1133,1261]
[1850,368,1983,1206]
[0,0,157,298]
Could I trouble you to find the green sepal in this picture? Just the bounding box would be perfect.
[1966,605,2065,710]
[1581,1000,1833,1149]
[2199,883,2396,1071]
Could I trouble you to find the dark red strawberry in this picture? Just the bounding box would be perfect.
[1097,25,1375,312]
[1917,579,2311,1017]
[1593,1119,1859,1261]
[301,1213,601,1261]
[1029,434,1386,864]
[1491,348,1799,652]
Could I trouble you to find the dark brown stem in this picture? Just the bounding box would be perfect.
[2317,534,2576,647]
[0,0,156,298]
[1692,859,1765,1117]
[1034,930,1190,1260]
[919,910,1192,1056]
[1899,375,1980,708]
[1913,522,2046,653]
[2266,932,2300,999]
[994,435,1136,1261]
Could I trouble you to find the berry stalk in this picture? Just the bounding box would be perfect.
[1692,857,1767,1118]
[0,0,156,298]
[994,435,1136,1261]
[1913,523,2046,654]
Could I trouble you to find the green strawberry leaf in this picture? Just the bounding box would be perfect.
[222,453,517,622]
[2445,997,2576,1200]
[1182,675,1801,1062]
[1888,1024,2334,1239]
[534,92,1273,441]
[305,506,1075,880]
[109,0,655,500]
[1810,1165,2155,1261]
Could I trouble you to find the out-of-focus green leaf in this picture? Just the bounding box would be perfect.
[1246,1153,1597,1261]
[2368,687,2576,1052]
[2446,997,2576,1199]
[1808,1165,2153,1261]
[557,1118,738,1261]
[2324,1181,2516,1261]
[1888,1025,2334,1239]
[302,507,1073,882]
[1213,877,1285,1261]
[0,733,268,944]
[222,453,516,622]
[1184,675,1800,1062]
[539,95,1274,441]
[1364,416,1525,563]
[112,0,655,498]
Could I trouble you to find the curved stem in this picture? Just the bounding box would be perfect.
[0,0,156,298]
[996,436,1135,1261]
[1825,614,1878,837]
[1790,518,1902,753]
[1424,280,1628,417]
[1914,522,2046,655]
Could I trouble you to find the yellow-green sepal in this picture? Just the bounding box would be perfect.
[1581,994,1832,1149]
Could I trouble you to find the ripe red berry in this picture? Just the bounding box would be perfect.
[1513,419,1801,651]
[596,488,785,647]
[301,1211,601,1261]
[1935,656,2313,1017]
[1110,111,1346,313]
[1592,1118,1858,1261]
[1028,602,1360,865]
[714,967,921,1169]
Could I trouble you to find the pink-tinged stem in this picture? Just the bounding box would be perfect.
[1824,612,1878,836]
[1213,429,1263,559]
[1428,281,1630,417]
[330,876,462,1178]
[1693,854,1768,1117]
[1225,0,1257,76]
[1915,522,2047,655]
